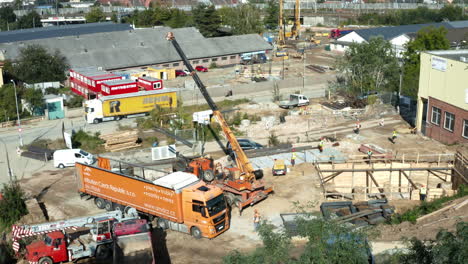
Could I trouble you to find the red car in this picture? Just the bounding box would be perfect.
[175,70,187,77]
[195,66,208,72]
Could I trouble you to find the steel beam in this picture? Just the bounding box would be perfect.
[319,167,451,173]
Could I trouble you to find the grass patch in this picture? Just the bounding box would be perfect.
[71,130,105,153]
[389,185,468,224]
[28,138,66,150]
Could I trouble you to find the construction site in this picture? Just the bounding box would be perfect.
[1,1,468,263]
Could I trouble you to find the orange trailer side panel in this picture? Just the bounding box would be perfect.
[76,163,183,222]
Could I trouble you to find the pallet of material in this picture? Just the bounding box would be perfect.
[100,131,140,152]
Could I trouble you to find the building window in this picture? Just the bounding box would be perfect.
[230,55,236,59]
[431,107,441,125]
[444,112,455,132]
[222,57,227,60]
[173,63,180,67]
[463,120,468,139]
[211,58,218,62]
[193,60,199,64]
[202,59,209,63]
[162,64,169,68]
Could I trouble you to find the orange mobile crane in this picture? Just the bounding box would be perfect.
[166,32,273,215]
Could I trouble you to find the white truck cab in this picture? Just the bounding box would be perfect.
[84,99,105,124]
[53,149,95,168]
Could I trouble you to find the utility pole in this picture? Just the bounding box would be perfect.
[302,50,306,94]
[11,80,23,147]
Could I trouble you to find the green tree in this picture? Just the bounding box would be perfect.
[0,84,21,122]
[223,217,372,264]
[0,182,28,231]
[264,0,279,30]
[24,88,45,115]
[396,222,468,264]
[85,7,106,23]
[402,26,450,98]
[193,4,222,37]
[0,6,16,23]
[17,11,42,29]
[336,37,399,95]
[9,45,69,83]
[219,4,263,35]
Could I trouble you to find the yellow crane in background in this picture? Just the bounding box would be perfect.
[277,0,285,47]
[290,0,301,39]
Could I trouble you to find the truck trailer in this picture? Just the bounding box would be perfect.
[75,163,229,239]
[84,89,177,124]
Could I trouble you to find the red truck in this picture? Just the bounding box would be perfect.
[138,76,163,91]
[12,211,153,264]
[101,79,139,96]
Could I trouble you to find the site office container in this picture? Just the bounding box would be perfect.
[75,163,229,239]
[138,76,163,91]
[84,89,178,124]
[88,74,123,94]
[101,79,138,96]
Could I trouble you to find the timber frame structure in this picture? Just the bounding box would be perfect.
[315,150,467,201]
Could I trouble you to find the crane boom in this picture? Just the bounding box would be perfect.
[166,32,256,182]
[291,0,301,39]
[278,0,285,46]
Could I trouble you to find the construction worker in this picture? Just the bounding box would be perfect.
[367,150,373,163]
[318,138,324,153]
[354,121,361,134]
[420,185,427,201]
[291,149,297,167]
[391,130,398,144]
[253,209,261,231]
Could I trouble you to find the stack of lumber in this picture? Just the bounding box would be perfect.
[100,131,140,152]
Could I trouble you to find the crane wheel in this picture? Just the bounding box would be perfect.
[202,169,215,182]
[39,257,53,264]
[96,245,111,260]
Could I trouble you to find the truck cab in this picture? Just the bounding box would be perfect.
[181,182,229,239]
[26,231,68,264]
[84,99,104,124]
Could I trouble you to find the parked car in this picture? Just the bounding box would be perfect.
[195,66,208,72]
[53,149,95,168]
[182,69,191,74]
[226,139,263,155]
[175,70,187,77]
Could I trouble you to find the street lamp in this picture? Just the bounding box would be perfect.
[11,80,23,147]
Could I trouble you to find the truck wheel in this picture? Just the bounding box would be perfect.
[104,200,114,211]
[93,119,99,124]
[225,193,235,207]
[94,198,105,209]
[191,226,202,239]
[58,163,65,169]
[202,169,215,182]
[113,203,125,212]
[96,245,111,260]
[39,257,53,264]
[157,218,169,230]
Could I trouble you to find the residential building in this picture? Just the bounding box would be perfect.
[415,50,468,144]
[331,21,468,57]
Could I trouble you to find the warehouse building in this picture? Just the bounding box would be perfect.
[0,23,272,71]
[415,50,468,144]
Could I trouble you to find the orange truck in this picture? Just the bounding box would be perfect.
[75,163,229,239]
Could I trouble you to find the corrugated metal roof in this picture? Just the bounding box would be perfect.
[0,26,272,70]
[98,88,178,101]
[102,79,136,86]
[0,22,132,44]
[353,21,458,41]
[139,76,160,82]
[447,20,468,29]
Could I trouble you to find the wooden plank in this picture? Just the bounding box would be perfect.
[323,171,343,183]
[427,170,447,182]
[367,171,385,194]
[401,170,418,189]
[416,197,468,223]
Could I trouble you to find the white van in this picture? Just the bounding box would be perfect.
[53,149,95,168]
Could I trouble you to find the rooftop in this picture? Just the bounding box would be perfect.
[102,79,137,86]
[0,22,132,44]
[152,171,199,190]
[0,26,272,70]
[353,21,457,41]
[426,50,468,63]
